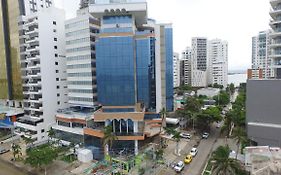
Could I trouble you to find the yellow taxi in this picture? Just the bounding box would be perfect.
[184,154,192,164]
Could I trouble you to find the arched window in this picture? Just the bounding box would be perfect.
[114,119,120,133]
[128,119,134,133]
[121,119,127,134]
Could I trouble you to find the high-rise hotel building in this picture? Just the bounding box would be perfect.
[53,0,173,160]
[91,0,173,112]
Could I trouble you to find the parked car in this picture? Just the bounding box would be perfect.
[174,161,185,172]
[184,154,192,164]
[180,133,191,139]
[0,148,9,154]
[190,147,198,157]
[202,132,209,139]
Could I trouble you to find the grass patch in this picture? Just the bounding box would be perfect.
[60,154,77,163]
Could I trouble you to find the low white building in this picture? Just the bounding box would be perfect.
[197,88,220,98]
[15,7,68,143]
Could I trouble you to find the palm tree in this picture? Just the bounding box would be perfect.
[12,143,22,161]
[22,136,35,147]
[159,108,167,134]
[211,146,241,175]
[232,127,247,159]
[183,97,202,130]
[47,127,56,144]
[172,131,181,155]
[103,125,117,162]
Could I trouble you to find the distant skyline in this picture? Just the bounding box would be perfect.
[54,0,270,71]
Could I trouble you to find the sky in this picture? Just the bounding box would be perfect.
[54,0,270,71]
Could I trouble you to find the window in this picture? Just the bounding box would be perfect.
[53,29,57,33]
[56,78,59,81]
[55,54,58,57]
[57,101,60,105]
[55,62,58,65]
[54,38,57,41]
[56,70,59,73]
[54,46,57,49]
[57,93,60,97]
[57,86,60,89]
[53,21,56,25]
[41,129,45,133]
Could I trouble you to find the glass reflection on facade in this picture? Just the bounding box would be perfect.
[165,27,174,111]
[0,1,8,99]
[0,0,23,100]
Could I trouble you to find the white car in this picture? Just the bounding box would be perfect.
[180,133,191,139]
[174,161,185,172]
[190,147,198,157]
[202,132,209,139]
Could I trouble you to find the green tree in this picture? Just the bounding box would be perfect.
[47,127,56,144]
[11,143,22,161]
[211,146,241,175]
[232,127,247,159]
[22,136,35,147]
[183,97,203,130]
[25,145,58,175]
[172,131,181,155]
[198,106,222,130]
[213,91,230,106]
[103,125,117,162]
[229,83,235,95]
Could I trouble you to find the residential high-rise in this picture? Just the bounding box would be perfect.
[207,39,228,87]
[270,0,281,78]
[65,9,100,107]
[15,7,68,143]
[0,0,53,101]
[173,53,180,87]
[249,31,272,79]
[181,47,192,85]
[191,37,208,87]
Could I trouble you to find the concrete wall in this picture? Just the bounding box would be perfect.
[246,79,281,146]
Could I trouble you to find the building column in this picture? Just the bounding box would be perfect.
[134,121,138,133]
[134,140,138,155]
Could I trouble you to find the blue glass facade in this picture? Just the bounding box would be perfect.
[96,14,173,111]
[96,36,136,106]
[136,36,156,109]
[165,27,174,111]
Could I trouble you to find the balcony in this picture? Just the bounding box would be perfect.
[270,8,281,18]
[270,0,281,6]
[25,28,38,35]
[26,46,39,52]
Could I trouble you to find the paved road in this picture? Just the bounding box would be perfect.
[183,124,220,175]
[0,159,28,175]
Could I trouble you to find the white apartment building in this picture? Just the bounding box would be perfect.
[270,0,281,78]
[65,8,100,107]
[173,52,180,87]
[191,37,208,87]
[15,7,68,143]
[208,39,228,87]
[181,47,192,85]
[21,0,53,15]
[251,30,272,79]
